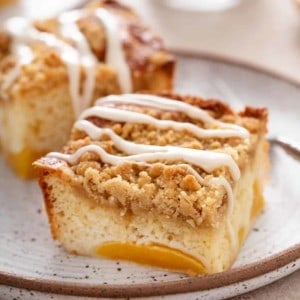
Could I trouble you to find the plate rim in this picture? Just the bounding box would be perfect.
[0,245,299,297]
[1,51,300,297]
[174,49,300,88]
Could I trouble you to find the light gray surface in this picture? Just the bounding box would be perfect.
[232,270,300,300]
[0,55,299,299]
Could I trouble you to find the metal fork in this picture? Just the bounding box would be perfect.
[268,135,300,159]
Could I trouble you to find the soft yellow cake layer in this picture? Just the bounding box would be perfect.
[0,83,76,179]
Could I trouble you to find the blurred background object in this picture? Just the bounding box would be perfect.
[1,0,300,83]
[0,0,17,7]
[0,0,85,20]
[294,0,300,9]
[161,0,240,12]
[124,0,300,82]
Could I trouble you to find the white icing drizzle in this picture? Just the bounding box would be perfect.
[73,119,240,181]
[79,105,246,140]
[1,8,132,114]
[58,10,97,115]
[48,143,239,181]
[97,94,249,139]
[94,9,132,93]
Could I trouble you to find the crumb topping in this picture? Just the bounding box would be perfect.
[39,93,267,228]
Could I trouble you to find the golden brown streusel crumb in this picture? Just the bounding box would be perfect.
[78,162,226,227]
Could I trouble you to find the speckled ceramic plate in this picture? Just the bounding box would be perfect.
[0,53,299,300]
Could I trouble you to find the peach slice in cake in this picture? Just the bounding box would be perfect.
[0,0,175,178]
[34,93,268,275]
